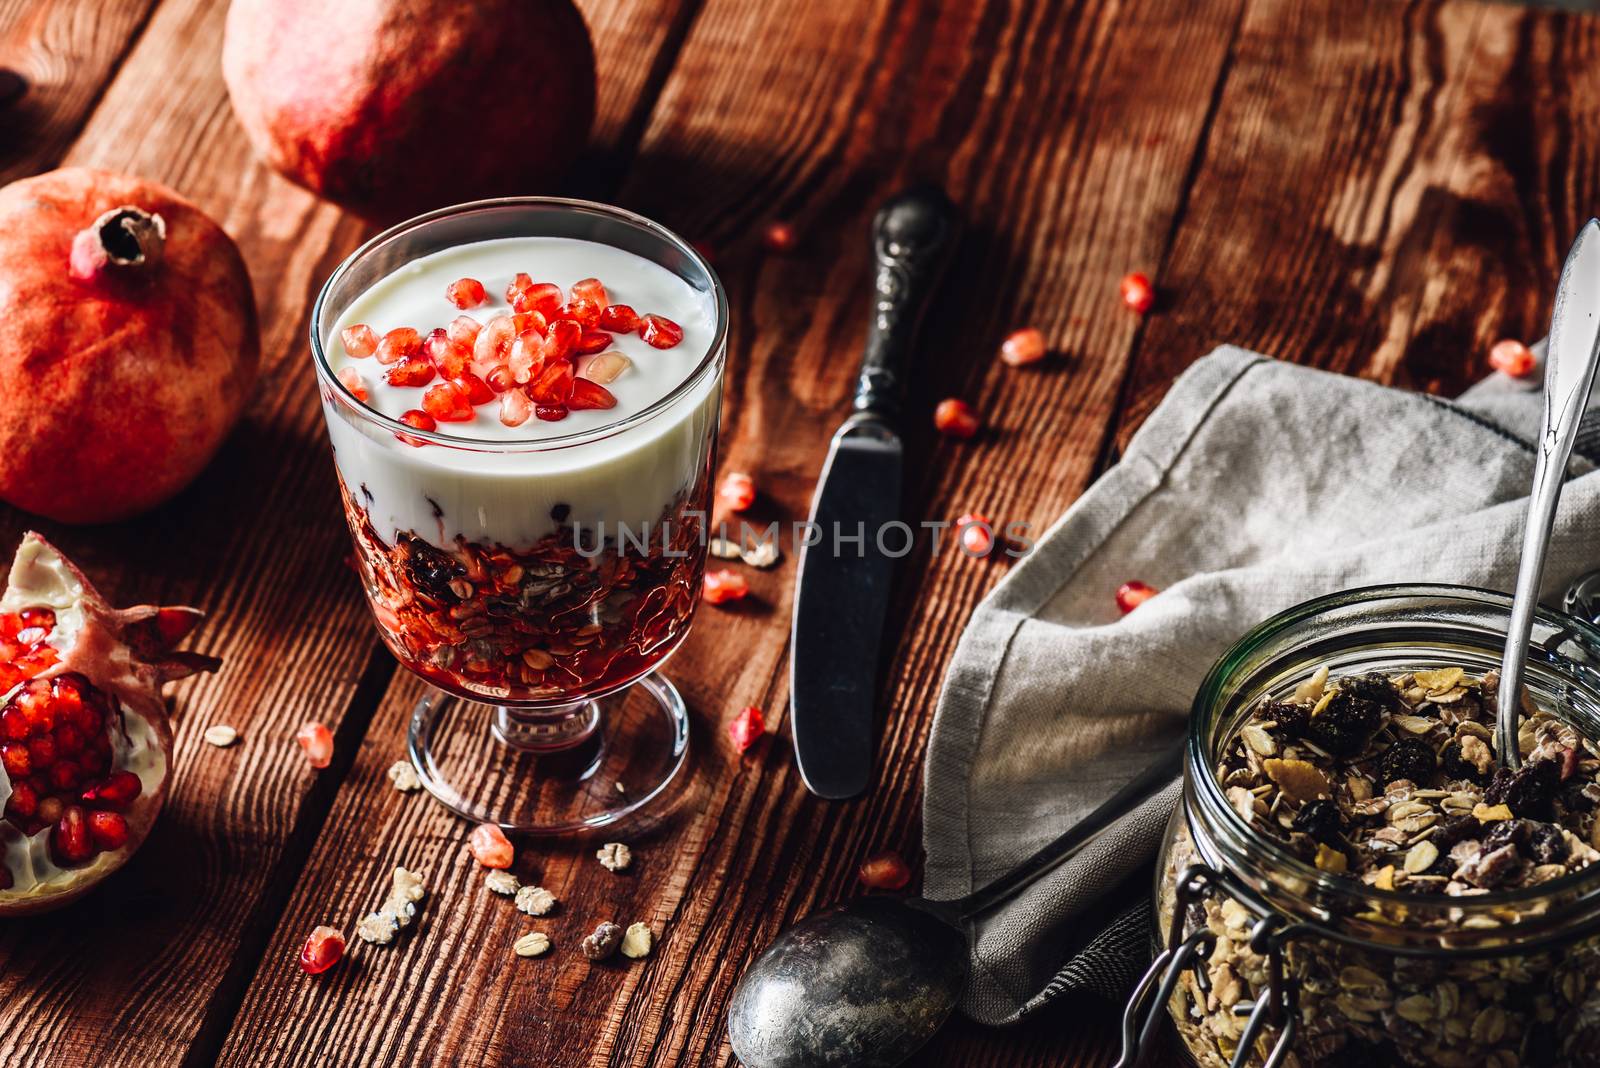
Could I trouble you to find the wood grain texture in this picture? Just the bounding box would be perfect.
[0,0,159,184]
[214,0,1244,1064]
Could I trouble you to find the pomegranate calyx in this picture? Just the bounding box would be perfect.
[69,206,167,282]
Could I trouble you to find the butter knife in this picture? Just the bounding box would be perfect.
[789,186,959,799]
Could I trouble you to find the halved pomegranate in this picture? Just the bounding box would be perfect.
[0,533,218,914]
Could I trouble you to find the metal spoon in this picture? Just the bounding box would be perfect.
[727,742,1183,1068]
[1497,219,1600,769]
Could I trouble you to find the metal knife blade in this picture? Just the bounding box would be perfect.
[789,187,959,799]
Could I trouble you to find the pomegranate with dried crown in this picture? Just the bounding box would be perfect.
[0,168,259,523]
[221,0,597,221]
[0,533,219,913]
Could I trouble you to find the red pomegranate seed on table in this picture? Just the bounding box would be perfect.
[296,721,334,768]
[703,569,749,605]
[335,366,369,402]
[468,822,514,868]
[486,365,518,393]
[598,304,640,333]
[728,706,765,753]
[1119,272,1155,314]
[762,221,796,253]
[386,357,436,388]
[499,388,532,427]
[534,404,570,422]
[80,769,141,810]
[376,327,421,365]
[638,314,684,349]
[568,379,616,410]
[1489,338,1536,378]
[955,513,994,556]
[50,805,94,865]
[299,926,346,975]
[340,323,378,358]
[423,381,475,422]
[446,277,487,309]
[447,315,482,348]
[570,277,608,310]
[934,398,979,438]
[529,361,574,405]
[453,372,495,406]
[1116,580,1158,614]
[86,809,128,850]
[717,472,757,512]
[576,330,611,355]
[999,327,1047,367]
[859,851,912,891]
[543,319,581,363]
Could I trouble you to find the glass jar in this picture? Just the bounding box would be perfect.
[1124,585,1600,1068]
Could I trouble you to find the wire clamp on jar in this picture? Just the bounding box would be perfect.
[1115,862,1300,1068]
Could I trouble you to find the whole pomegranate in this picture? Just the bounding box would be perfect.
[0,533,219,914]
[0,168,259,524]
[221,0,597,222]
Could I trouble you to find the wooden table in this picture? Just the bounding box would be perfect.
[1,0,1596,1063]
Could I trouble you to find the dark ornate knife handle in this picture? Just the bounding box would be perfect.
[852,186,960,418]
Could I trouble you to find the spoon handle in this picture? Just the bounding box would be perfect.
[1497,220,1600,769]
[951,741,1184,921]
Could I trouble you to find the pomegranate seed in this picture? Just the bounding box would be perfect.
[999,327,1047,367]
[453,373,495,406]
[558,299,601,329]
[717,472,757,511]
[335,366,369,403]
[534,404,569,422]
[447,315,482,348]
[295,721,334,769]
[568,379,616,410]
[446,277,487,309]
[598,304,640,333]
[529,361,574,406]
[859,851,912,891]
[499,388,533,427]
[5,780,37,821]
[638,314,684,349]
[1116,580,1158,614]
[81,769,141,810]
[486,365,518,393]
[511,310,548,337]
[511,280,562,317]
[299,926,346,975]
[423,329,471,379]
[422,381,475,422]
[1489,338,1536,378]
[728,706,765,753]
[508,331,543,383]
[703,569,749,605]
[934,398,979,438]
[376,327,421,365]
[2,743,29,777]
[1120,272,1155,315]
[340,324,378,358]
[50,805,93,865]
[576,351,632,386]
[386,357,436,388]
[955,513,994,557]
[53,724,84,756]
[468,822,514,868]
[542,319,581,363]
[762,221,796,253]
[571,277,608,310]
[576,330,611,355]
[86,809,128,850]
[37,796,62,824]
[473,315,517,368]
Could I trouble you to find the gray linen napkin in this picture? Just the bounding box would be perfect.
[922,345,1600,1025]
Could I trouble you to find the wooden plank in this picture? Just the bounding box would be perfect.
[0,0,698,1066]
[0,0,160,184]
[1114,0,1600,449]
[213,0,1244,1064]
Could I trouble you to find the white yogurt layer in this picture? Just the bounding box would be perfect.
[323,237,721,550]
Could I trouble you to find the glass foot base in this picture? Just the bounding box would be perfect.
[406,673,690,834]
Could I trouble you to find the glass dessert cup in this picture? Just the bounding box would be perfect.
[1127,585,1600,1068]
[310,198,726,833]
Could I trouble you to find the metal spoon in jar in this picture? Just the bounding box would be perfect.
[726,742,1183,1068]
[1497,219,1600,770]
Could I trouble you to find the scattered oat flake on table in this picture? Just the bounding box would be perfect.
[203,724,239,747]
[581,921,622,960]
[515,885,556,916]
[621,923,654,959]
[485,870,520,896]
[708,536,741,560]
[739,538,780,569]
[596,842,632,872]
[356,911,399,945]
[513,932,551,958]
[387,760,422,792]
